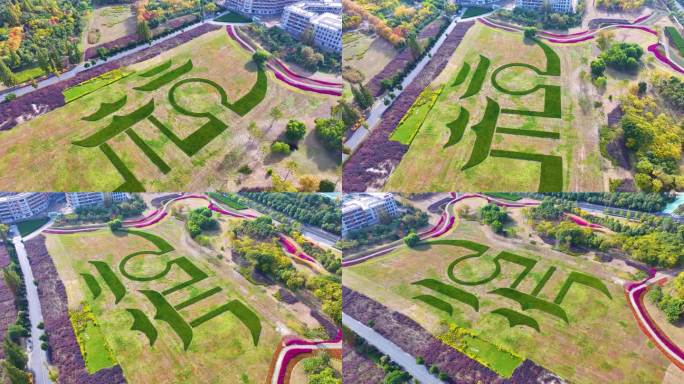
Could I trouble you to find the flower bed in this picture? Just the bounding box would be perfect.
[343,21,476,192]
[343,286,560,383]
[24,236,126,384]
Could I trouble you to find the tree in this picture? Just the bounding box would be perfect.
[205,2,217,14]
[404,232,420,247]
[0,60,18,86]
[285,120,306,141]
[314,118,344,151]
[108,218,122,231]
[352,84,373,109]
[4,336,28,370]
[252,49,270,68]
[2,267,20,296]
[269,105,283,124]
[300,46,323,70]
[590,59,606,77]
[638,81,647,95]
[271,174,297,192]
[137,20,152,43]
[407,33,422,60]
[1,360,31,384]
[298,175,319,192]
[523,27,537,39]
[318,179,335,192]
[596,30,615,51]
[300,26,315,46]
[271,141,291,155]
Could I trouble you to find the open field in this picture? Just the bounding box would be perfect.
[381,19,683,192]
[84,5,136,50]
[0,29,339,191]
[343,214,673,383]
[343,31,398,82]
[44,215,316,383]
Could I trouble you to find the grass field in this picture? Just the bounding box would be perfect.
[44,215,315,383]
[383,19,680,192]
[343,31,398,81]
[343,216,671,383]
[16,217,50,237]
[84,5,136,50]
[0,29,339,191]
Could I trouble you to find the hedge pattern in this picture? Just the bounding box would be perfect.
[175,287,223,310]
[126,308,158,346]
[413,278,479,311]
[413,294,453,315]
[206,192,247,210]
[462,97,499,170]
[73,99,155,147]
[134,59,194,92]
[444,106,469,148]
[491,307,540,332]
[139,60,173,78]
[89,261,126,304]
[190,299,261,346]
[501,85,561,119]
[489,150,563,192]
[139,289,193,350]
[489,287,569,324]
[82,96,127,122]
[126,129,171,174]
[99,143,145,192]
[148,114,227,157]
[530,266,556,296]
[452,62,471,87]
[81,273,102,299]
[553,271,612,305]
[461,55,490,99]
[496,127,559,139]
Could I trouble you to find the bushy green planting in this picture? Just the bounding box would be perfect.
[490,307,540,332]
[444,106,469,148]
[126,129,171,174]
[73,100,155,147]
[126,308,158,346]
[81,273,102,299]
[207,192,247,210]
[139,290,193,350]
[554,271,612,305]
[64,69,135,103]
[452,62,471,87]
[490,150,563,192]
[89,261,126,303]
[175,287,223,310]
[15,217,50,237]
[139,60,173,78]
[100,143,145,192]
[489,287,569,324]
[462,97,499,170]
[82,96,128,121]
[413,294,453,315]
[134,59,193,92]
[461,55,490,99]
[413,278,479,311]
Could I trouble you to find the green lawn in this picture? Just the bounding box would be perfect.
[83,322,117,372]
[207,192,247,210]
[462,7,492,19]
[16,217,50,237]
[214,12,252,23]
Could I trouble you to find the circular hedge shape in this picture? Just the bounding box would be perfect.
[168,77,229,118]
[490,63,545,96]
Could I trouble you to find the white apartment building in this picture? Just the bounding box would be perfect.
[66,192,129,209]
[225,0,299,16]
[281,1,342,52]
[516,0,576,13]
[0,193,49,224]
[342,193,399,234]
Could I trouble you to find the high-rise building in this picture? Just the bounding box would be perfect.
[342,193,399,234]
[65,192,129,209]
[225,0,299,16]
[281,1,342,52]
[0,193,50,224]
[515,0,576,14]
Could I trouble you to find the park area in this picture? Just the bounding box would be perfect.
[41,209,318,384]
[377,16,684,192]
[343,214,673,383]
[0,28,339,191]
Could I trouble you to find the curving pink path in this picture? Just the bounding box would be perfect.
[225,25,343,96]
[479,16,684,74]
[626,270,684,369]
[272,329,343,384]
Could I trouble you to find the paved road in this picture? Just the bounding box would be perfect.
[342,313,444,384]
[11,230,52,384]
[300,224,340,247]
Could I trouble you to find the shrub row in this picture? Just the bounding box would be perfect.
[206,192,248,210]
